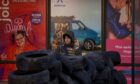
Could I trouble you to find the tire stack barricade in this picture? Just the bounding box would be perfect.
[8,50,127,84]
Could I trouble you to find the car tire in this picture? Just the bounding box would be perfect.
[84,58,97,80]
[59,56,85,73]
[73,80,79,84]
[85,51,114,68]
[84,39,95,51]
[85,52,106,71]
[8,70,50,84]
[72,70,92,84]
[89,51,120,66]
[94,80,107,84]
[16,50,57,72]
[104,51,121,66]
[111,69,127,84]
[49,60,62,77]
[58,72,74,84]
[95,67,112,84]
[50,77,59,84]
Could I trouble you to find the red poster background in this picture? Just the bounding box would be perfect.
[0,0,47,81]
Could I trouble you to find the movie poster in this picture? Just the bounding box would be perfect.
[135,0,140,83]
[0,0,47,81]
[105,0,132,64]
[50,0,102,55]
[135,0,140,65]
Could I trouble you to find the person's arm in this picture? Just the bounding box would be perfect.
[74,40,82,55]
[74,46,82,55]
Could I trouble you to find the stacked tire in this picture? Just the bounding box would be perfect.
[8,50,60,84]
[85,51,126,84]
[8,50,127,84]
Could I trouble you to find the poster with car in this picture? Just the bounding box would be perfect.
[0,0,47,81]
[50,0,102,55]
[105,0,132,64]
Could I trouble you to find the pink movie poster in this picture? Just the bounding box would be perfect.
[0,0,47,81]
[135,0,140,65]
[105,0,132,83]
[135,0,140,83]
[106,0,132,64]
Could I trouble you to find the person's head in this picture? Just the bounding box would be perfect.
[64,35,72,45]
[63,31,75,46]
[12,30,26,47]
[117,0,130,10]
[109,0,129,10]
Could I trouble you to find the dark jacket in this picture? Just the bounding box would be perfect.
[55,31,81,56]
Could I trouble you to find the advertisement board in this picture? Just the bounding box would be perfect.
[0,0,47,81]
[135,0,140,83]
[50,0,102,55]
[105,0,132,64]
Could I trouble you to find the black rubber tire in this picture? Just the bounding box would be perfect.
[85,51,106,71]
[111,69,127,84]
[72,70,92,84]
[59,56,86,73]
[85,51,114,69]
[104,51,121,66]
[95,67,112,84]
[8,70,50,84]
[103,53,114,68]
[49,60,62,77]
[94,80,107,84]
[84,58,97,80]
[49,77,59,84]
[73,80,79,84]
[58,72,74,84]
[88,51,121,66]
[16,50,58,72]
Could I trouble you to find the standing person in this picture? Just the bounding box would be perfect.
[55,31,81,56]
[0,30,36,81]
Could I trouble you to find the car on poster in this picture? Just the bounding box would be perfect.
[51,16,101,50]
